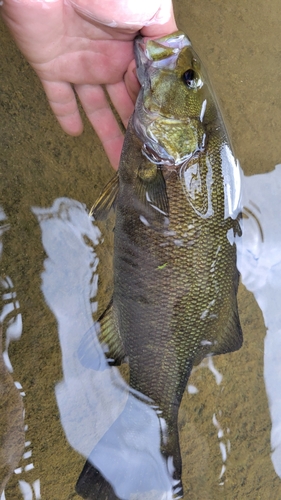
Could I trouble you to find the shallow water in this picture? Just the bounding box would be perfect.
[1,0,281,498]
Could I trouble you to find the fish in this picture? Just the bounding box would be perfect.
[76,31,243,499]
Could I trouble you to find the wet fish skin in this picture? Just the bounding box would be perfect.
[77,31,243,499]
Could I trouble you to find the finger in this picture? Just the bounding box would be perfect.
[76,83,124,170]
[41,80,84,136]
[123,60,140,104]
[141,9,178,37]
[106,79,136,128]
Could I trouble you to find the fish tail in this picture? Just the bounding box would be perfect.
[76,459,184,500]
[76,460,119,500]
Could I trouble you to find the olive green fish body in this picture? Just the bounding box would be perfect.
[112,119,242,486]
[80,31,243,499]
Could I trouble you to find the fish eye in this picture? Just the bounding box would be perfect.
[183,69,201,89]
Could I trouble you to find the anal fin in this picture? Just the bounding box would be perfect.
[98,300,126,366]
[212,307,243,356]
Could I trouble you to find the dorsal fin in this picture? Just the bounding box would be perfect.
[90,172,119,220]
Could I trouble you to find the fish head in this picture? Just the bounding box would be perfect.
[134,31,214,166]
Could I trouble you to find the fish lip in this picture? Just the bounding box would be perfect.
[134,31,192,86]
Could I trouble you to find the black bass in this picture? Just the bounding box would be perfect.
[77,31,243,499]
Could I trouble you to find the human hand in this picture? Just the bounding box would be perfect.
[1,0,177,169]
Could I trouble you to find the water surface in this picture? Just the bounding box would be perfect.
[1,0,281,498]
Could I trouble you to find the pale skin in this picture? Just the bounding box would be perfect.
[1,0,177,169]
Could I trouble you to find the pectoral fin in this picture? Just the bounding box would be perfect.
[90,173,119,220]
[180,153,213,218]
[136,160,169,224]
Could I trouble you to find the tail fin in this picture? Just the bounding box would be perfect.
[75,392,184,500]
[76,459,183,499]
[76,461,119,500]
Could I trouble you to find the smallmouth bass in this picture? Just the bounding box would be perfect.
[77,31,243,499]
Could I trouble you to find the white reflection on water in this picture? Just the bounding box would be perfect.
[33,198,176,499]
[31,163,281,495]
[190,356,223,386]
[212,412,230,484]
[0,212,40,499]
[236,164,281,479]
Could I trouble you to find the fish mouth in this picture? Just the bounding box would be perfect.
[133,31,194,167]
[134,31,191,85]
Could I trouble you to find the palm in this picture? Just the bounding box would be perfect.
[1,0,176,168]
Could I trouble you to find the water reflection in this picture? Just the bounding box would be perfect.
[0,211,34,499]
[236,164,281,480]
[1,165,281,497]
[33,198,177,499]
[32,165,281,497]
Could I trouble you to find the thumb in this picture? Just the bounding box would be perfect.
[124,60,140,105]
